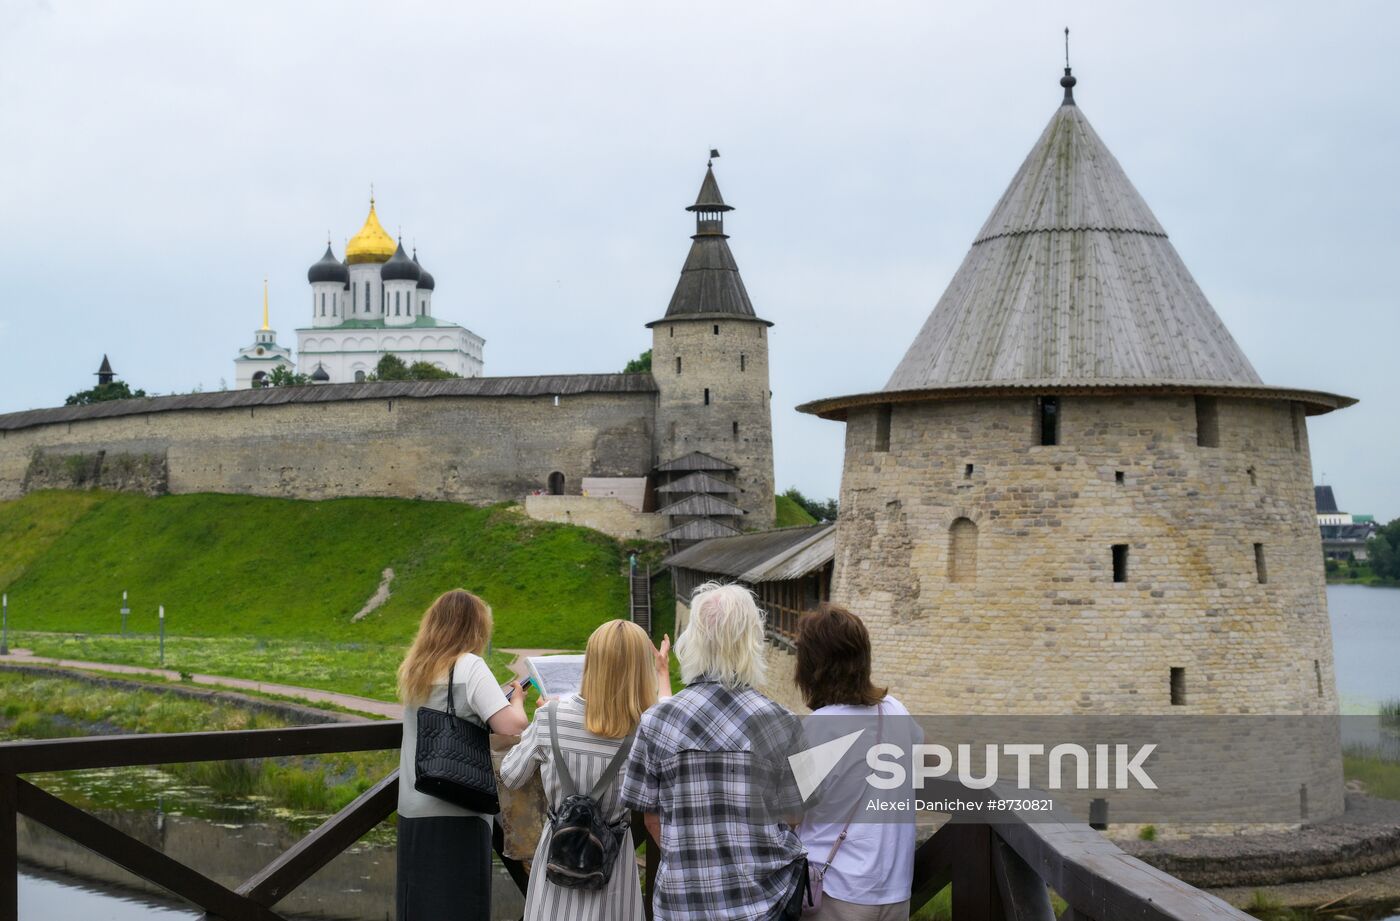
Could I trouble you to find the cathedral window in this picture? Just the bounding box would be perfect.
[364,282,370,312]
[354,370,366,383]
[319,293,325,316]
[948,518,978,584]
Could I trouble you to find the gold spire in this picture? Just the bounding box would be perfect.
[345,196,396,264]
[262,278,269,330]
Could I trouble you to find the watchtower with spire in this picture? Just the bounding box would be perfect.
[233,280,294,388]
[649,156,776,529]
[799,65,1353,818]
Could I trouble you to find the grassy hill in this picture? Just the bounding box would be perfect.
[774,493,818,527]
[0,491,643,698]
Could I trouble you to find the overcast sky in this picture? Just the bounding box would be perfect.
[2,1,1396,518]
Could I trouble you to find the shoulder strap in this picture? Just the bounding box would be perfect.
[824,703,883,865]
[445,662,457,717]
[587,729,637,801]
[546,700,577,798]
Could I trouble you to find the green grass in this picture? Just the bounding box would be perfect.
[774,494,818,528]
[0,490,636,651]
[11,632,517,702]
[1344,750,1400,801]
[0,670,397,815]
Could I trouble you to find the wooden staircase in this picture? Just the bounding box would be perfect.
[629,564,653,636]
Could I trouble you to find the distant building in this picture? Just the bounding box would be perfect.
[233,281,295,389]
[1316,485,1378,560]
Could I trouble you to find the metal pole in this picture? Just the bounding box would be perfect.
[1,594,8,657]
[158,605,165,667]
[120,590,129,637]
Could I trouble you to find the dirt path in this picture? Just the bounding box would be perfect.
[0,649,400,718]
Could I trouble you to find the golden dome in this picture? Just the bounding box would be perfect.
[345,200,396,264]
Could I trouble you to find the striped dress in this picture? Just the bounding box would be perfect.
[500,695,644,921]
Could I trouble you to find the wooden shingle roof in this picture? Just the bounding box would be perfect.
[656,494,746,518]
[655,472,738,494]
[655,451,737,473]
[801,79,1353,419]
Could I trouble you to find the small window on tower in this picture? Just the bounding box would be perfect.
[704,388,711,406]
[676,356,682,375]
[1195,397,1220,448]
[1115,470,1125,485]
[740,354,746,372]
[1036,397,1060,446]
[1112,544,1129,583]
[1170,668,1187,705]
[1247,466,1257,486]
[669,326,674,338]
[1291,404,1305,451]
[874,405,892,452]
[1254,543,1268,584]
[732,421,739,437]
[713,324,720,335]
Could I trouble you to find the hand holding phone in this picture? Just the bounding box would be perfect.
[502,676,535,701]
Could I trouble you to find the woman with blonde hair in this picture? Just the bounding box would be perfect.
[396,589,527,920]
[501,619,672,921]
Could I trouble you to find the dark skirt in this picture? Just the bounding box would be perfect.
[397,815,492,921]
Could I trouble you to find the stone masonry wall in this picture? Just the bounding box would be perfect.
[524,495,667,541]
[0,392,656,504]
[652,318,775,528]
[808,394,1342,819]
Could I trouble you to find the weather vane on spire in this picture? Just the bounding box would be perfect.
[370,182,375,206]
[1065,27,1071,69]
[708,148,720,167]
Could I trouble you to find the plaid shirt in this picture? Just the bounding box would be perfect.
[620,679,806,921]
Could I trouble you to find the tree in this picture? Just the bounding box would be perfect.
[623,349,652,374]
[65,381,147,405]
[1368,519,1400,580]
[259,366,311,388]
[369,354,460,381]
[782,486,838,522]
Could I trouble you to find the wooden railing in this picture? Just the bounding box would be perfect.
[0,726,1248,920]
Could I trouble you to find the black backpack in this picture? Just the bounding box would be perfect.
[543,701,636,891]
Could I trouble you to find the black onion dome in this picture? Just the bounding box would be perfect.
[307,244,349,284]
[413,252,435,291]
[310,363,330,382]
[380,241,421,282]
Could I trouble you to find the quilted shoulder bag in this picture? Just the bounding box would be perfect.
[414,661,500,814]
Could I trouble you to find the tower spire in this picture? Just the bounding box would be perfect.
[1061,28,1077,106]
[262,278,269,330]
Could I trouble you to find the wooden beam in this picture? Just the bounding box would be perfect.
[909,822,957,910]
[950,824,1004,920]
[15,779,284,921]
[0,774,16,921]
[0,722,402,774]
[992,836,1056,921]
[238,770,398,907]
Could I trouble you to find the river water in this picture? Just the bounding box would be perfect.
[17,585,1400,919]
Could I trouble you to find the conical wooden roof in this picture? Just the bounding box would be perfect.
[801,77,1352,419]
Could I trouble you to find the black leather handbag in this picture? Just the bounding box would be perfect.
[413,662,500,814]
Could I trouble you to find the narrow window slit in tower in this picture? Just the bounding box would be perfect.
[1170,668,1186,705]
[553,395,560,407]
[1115,470,1125,485]
[713,324,720,335]
[964,463,974,479]
[669,326,674,338]
[1314,660,1323,697]
[704,388,711,406]
[1291,404,1304,451]
[1112,544,1129,583]
[1195,396,1220,447]
[740,354,746,372]
[732,421,739,437]
[1036,397,1059,446]
[1254,543,1268,584]
[874,405,892,452]
[1247,466,1257,486]
[675,356,682,375]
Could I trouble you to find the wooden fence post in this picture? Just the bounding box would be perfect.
[950,824,1003,920]
[0,773,15,921]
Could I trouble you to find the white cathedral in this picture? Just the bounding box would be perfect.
[232,198,485,388]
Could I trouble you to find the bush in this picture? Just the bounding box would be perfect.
[1325,559,1340,574]
[1137,824,1157,841]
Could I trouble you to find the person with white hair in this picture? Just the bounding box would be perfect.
[619,582,808,921]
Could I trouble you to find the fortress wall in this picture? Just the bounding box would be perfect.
[826,394,1334,719]
[0,391,656,505]
[523,495,668,541]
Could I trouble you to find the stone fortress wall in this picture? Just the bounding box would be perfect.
[0,382,657,505]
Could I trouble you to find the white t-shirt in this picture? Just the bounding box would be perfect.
[797,695,919,906]
[397,652,509,820]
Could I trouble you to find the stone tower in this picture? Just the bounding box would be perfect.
[651,159,775,529]
[799,70,1354,816]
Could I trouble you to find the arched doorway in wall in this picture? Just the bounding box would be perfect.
[251,371,267,387]
[547,471,565,495]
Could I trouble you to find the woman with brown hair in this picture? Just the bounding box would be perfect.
[794,603,916,921]
[501,619,671,921]
[396,589,528,920]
